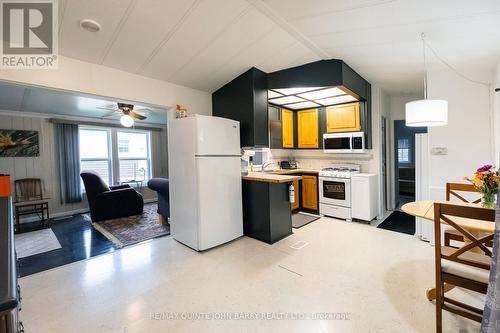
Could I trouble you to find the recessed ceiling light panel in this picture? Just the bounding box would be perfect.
[298,87,345,100]
[284,101,321,110]
[316,94,358,106]
[268,90,283,99]
[273,87,325,96]
[80,19,102,32]
[269,96,305,105]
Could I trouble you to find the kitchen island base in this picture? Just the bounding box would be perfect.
[242,180,293,244]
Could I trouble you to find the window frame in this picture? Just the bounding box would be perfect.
[116,129,153,183]
[78,126,153,189]
[79,127,113,186]
[397,138,411,164]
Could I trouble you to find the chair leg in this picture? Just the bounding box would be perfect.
[444,233,450,247]
[15,208,20,233]
[436,282,443,333]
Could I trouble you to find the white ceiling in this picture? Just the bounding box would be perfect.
[0,82,167,124]
[57,0,500,94]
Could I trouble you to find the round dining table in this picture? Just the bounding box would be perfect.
[401,200,495,301]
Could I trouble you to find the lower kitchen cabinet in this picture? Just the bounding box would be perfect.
[297,109,319,148]
[291,178,300,210]
[326,102,361,133]
[301,175,318,210]
[242,180,293,244]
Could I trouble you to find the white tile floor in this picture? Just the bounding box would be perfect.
[20,217,483,332]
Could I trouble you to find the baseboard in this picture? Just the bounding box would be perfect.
[19,208,89,224]
[19,199,158,224]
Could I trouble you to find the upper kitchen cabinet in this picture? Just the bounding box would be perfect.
[326,102,361,133]
[212,67,268,148]
[281,109,294,148]
[267,60,372,149]
[297,109,319,148]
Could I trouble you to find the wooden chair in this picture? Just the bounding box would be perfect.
[444,183,481,247]
[433,202,495,332]
[13,178,49,232]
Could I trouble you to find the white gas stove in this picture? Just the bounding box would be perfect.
[319,164,361,179]
[319,164,361,221]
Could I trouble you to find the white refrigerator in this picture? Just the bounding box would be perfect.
[168,115,243,251]
[415,133,434,244]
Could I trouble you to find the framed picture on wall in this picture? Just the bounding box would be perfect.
[0,130,40,157]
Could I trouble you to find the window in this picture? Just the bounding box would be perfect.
[79,127,153,189]
[398,138,410,163]
[118,139,129,153]
[117,131,151,182]
[79,128,112,184]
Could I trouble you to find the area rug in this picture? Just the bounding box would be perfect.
[292,212,320,229]
[15,228,62,258]
[377,211,415,235]
[85,203,170,248]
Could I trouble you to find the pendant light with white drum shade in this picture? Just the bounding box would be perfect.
[405,33,448,127]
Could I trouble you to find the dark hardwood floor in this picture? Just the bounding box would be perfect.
[17,215,116,277]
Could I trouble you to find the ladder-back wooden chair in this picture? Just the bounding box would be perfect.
[444,183,482,247]
[13,178,49,232]
[433,202,495,332]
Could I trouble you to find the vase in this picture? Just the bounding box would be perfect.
[481,192,497,209]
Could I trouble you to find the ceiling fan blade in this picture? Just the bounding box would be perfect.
[130,110,147,120]
[97,106,118,111]
[101,110,121,118]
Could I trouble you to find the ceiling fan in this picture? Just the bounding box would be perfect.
[98,103,150,127]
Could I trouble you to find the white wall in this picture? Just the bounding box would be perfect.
[0,55,212,116]
[0,112,167,220]
[427,69,494,200]
[494,61,500,167]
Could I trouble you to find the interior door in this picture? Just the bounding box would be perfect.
[297,109,318,148]
[326,103,361,133]
[281,109,294,148]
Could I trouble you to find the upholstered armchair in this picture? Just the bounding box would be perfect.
[80,170,143,222]
[147,178,169,224]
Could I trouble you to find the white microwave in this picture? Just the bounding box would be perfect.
[323,132,366,153]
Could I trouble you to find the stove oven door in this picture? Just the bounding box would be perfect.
[319,177,351,207]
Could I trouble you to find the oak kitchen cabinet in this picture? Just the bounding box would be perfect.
[326,102,361,133]
[301,175,318,210]
[297,109,319,148]
[282,109,294,148]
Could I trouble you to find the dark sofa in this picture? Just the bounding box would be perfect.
[80,170,144,222]
[147,178,169,222]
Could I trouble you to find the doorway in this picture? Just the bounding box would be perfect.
[393,120,427,209]
[381,116,388,211]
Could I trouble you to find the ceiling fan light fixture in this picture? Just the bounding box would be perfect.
[120,114,134,127]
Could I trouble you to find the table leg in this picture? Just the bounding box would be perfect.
[426,283,455,301]
[41,204,45,228]
[15,207,20,233]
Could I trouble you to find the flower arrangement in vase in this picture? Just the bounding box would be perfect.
[464,165,499,209]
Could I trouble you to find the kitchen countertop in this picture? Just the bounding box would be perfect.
[242,172,302,183]
[267,168,320,175]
